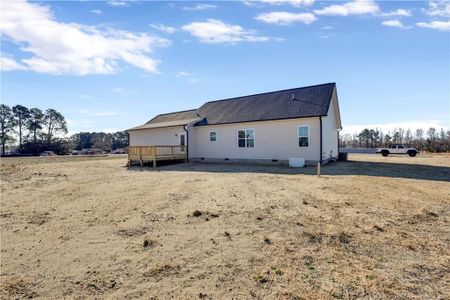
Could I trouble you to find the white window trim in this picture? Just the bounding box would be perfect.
[237,128,255,148]
[297,125,310,148]
[209,131,217,142]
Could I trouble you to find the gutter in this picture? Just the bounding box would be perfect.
[183,125,189,161]
[319,116,323,165]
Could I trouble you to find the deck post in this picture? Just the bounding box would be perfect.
[153,158,157,168]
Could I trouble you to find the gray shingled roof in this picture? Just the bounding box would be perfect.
[195,83,335,126]
[146,109,199,124]
[127,109,199,131]
[127,83,335,131]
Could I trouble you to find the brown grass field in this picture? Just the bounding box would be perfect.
[1,154,449,299]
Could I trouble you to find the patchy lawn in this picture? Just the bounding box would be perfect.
[1,154,449,299]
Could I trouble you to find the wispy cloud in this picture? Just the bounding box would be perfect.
[380,9,412,17]
[0,0,170,75]
[112,88,124,93]
[425,1,450,17]
[416,20,450,31]
[176,72,192,77]
[182,19,273,44]
[90,9,102,15]
[182,4,217,11]
[0,56,28,71]
[245,0,314,7]
[80,109,118,117]
[381,20,410,29]
[107,0,129,7]
[150,23,176,34]
[314,0,379,16]
[255,11,316,25]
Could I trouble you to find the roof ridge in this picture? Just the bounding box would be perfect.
[202,82,336,105]
[154,108,198,117]
[146,108,198,124]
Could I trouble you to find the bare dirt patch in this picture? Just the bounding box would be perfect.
[1,154,449,299]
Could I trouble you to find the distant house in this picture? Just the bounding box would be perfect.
[127,83,342,166]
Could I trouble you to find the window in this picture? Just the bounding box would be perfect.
[397,145,404,149]
[298,126,309,147]
[238,129,255,148]
[209,131,216,142]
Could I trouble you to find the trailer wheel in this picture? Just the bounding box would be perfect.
[408,150,417,157]
[381,150,389,157]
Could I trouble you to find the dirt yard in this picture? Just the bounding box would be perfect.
[1,154,449,299]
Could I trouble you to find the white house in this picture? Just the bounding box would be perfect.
[127,83,342,166]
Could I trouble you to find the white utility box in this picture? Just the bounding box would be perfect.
[289,158,305,168]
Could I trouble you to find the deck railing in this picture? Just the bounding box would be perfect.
[128,145,187,167]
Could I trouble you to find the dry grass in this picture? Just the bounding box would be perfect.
[1,154,449,299]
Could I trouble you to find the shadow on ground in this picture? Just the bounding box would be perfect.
[125,159,450,182]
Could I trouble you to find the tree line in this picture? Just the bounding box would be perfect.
[340,127,450,152]
[0,104,128,155]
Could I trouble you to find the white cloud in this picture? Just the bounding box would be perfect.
[321,25,333,30]
[0,56,28,71]
[112,88,124,93]
[182,4,217,11]
[259,0,314,6]
[341,120,448,135]
[182,19,272,44]
[381,19,409,29]
[80,109,118,117]
[94,111,118,116]
[380,9,412,17]
[314,0,379,16]
[150,23,176,34]
[0,0,169,75]
[425,1,450,17]
[90,9,102,15]
[416,20,450,31]
[176,71,192,77]
[255,11,317,25]
[107,0,128,7]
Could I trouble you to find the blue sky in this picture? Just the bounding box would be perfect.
[1,0,449,134]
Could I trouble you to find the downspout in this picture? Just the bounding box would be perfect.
[319,117,323,165]
[337,128,342,152]
[183,125,189,161]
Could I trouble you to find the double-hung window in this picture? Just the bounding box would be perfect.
[298,126,309,147]
[238,129,255,148]
[209,131,216,142]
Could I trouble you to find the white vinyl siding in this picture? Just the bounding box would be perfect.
[128,126,184,146]
[190,118,320,162]
[321,86,340,160]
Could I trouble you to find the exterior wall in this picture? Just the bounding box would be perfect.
[321,88,339,161]
[128,126,186,146]
[189,117,321,163]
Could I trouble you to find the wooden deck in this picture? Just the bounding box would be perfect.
[127,145,187,167]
